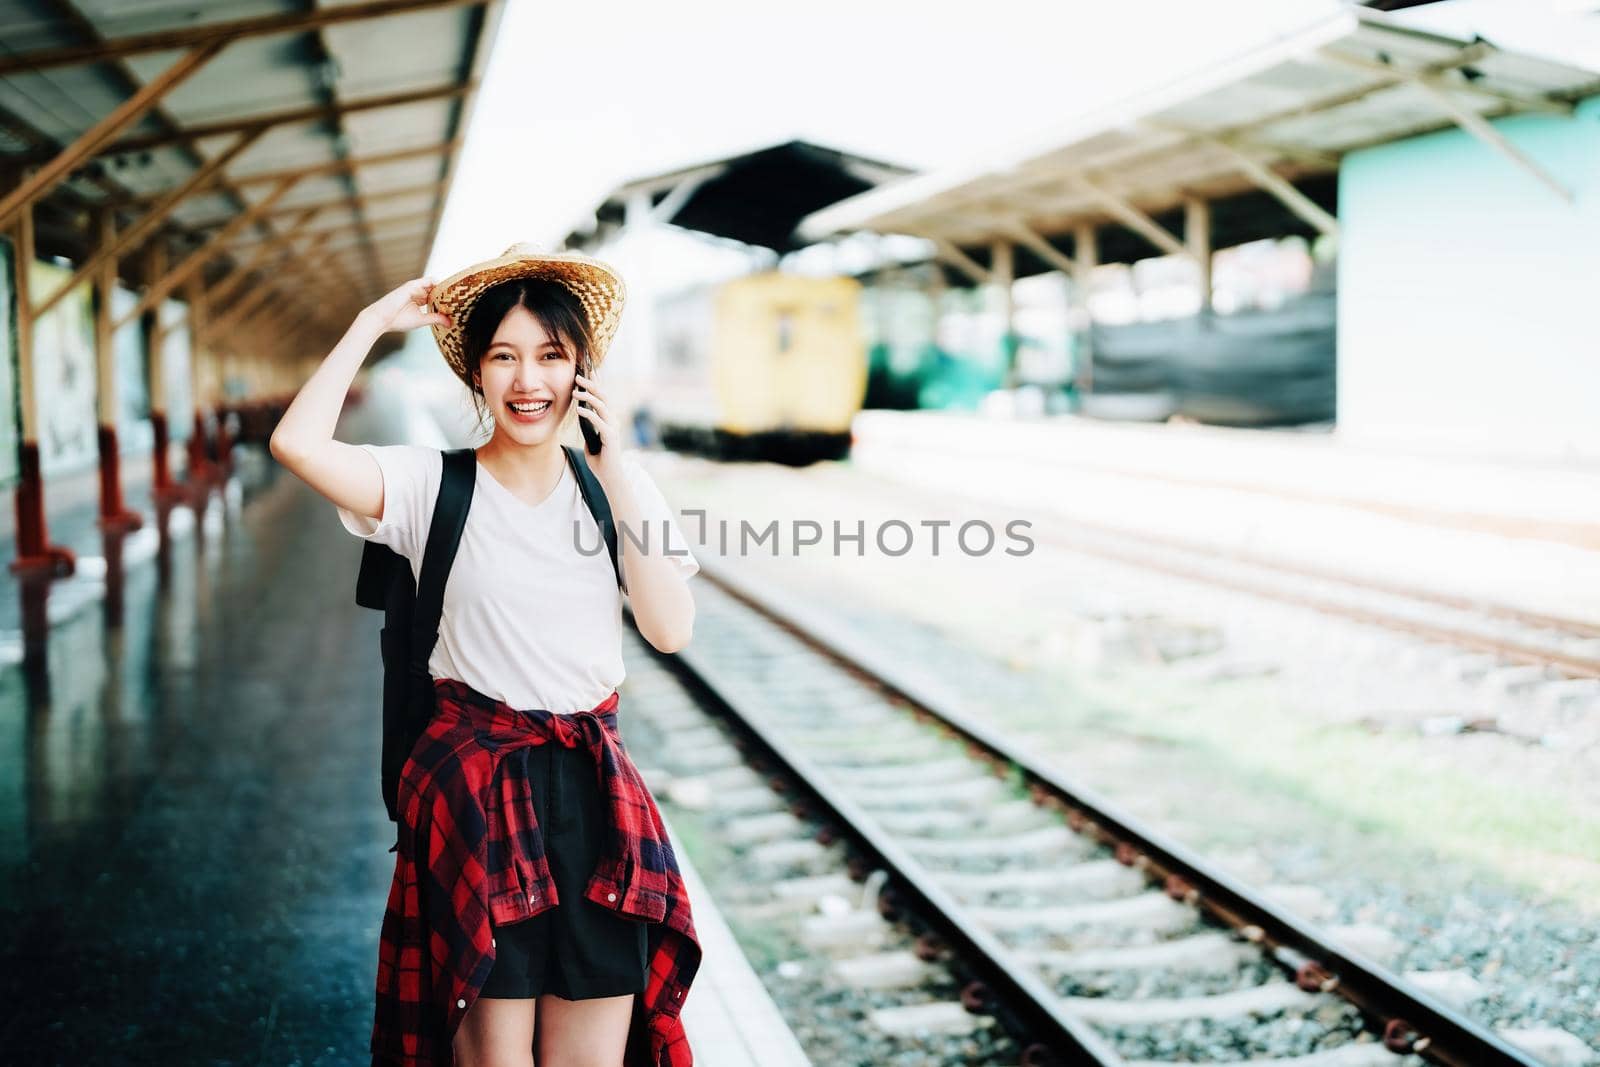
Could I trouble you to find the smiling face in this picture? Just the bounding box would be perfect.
[472,305,578,446]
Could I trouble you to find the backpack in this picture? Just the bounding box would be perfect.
[355,444,624,834]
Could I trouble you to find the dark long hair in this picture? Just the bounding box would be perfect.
[461,278,597,437]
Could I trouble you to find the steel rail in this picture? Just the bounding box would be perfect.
[851,469,1600,677]
[627,604,1122,1066]
[674,559,1547,1067]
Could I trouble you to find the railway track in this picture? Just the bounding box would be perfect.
[840,467,1600,683]
[619,563,1577,1067]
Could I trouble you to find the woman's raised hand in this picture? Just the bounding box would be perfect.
[360,277,453,334]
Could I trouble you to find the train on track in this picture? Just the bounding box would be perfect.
[643,271,868,466]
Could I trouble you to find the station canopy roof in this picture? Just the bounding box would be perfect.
[797,6,1600,283]
[0,0,499,329]
[564,139,915,254]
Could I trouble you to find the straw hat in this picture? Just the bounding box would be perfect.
[428,242,627,391]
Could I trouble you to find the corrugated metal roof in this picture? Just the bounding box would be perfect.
[0,0,500,336]
[566,139,916,254]
[797,7,1600,276]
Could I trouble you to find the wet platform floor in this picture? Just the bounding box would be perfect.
[1,403,459,1064]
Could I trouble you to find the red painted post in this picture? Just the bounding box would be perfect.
[188,409,215,481]
[92,207,142,532]
[150,408,176,496]
[95,424,143,531]
[8,205,76,576]
[215,403,234,468]
[184,277,218,488]
[144,244,183,504]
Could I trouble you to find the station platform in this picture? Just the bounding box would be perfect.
[0,391,809,1065]
[846,408,1600,622]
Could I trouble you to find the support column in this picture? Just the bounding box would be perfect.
[233,352,252,444]
[1186,196,1212,313]
[242,353,268,444]
[992,239,1017,390]
[93,207,143,532]
[924,257,946,407]
[8,206,76,576]
[213,339,233,469]
[184,277,217,485]
[144,240,180,500]
[1073,223,1098,398]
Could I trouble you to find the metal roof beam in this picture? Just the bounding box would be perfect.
[317,248,429,287]
[614,161,736,202]
[268,212,369,296]
[810,33,1520,245]
[967,185,1092,223]
[947,37,1501,219]
[999,220,1078,276]
[184,179,447,232]
[1315,46,1575,116]
[223,212,431,254]
[976,35,1520,240]
[0,104,124,223]
[1317,49,1575,203]
[305,9,385,311]
[294,234,431,266]
[1071,175,1190,260]
[921,220,1020,248]
[932,238,991,285]
[649,166,727,225]
[116,174,304,329]
[0,0,485,77]
[202,281,286,348]
[1177,131,1340,237]
[242,290,338,343]
[1202,37,1506,145]
[123,140,458,205]
[240,297,337,351]
[43,0,284,304]
[1412,78,1575,203]
[31,129,268,317]
[1138,121,1342,170]
[0,42,223,231]
[39,83,472,163]
[199,229,346,350]
[200,207,326,313]
[290,236,431,298]
[1215,137,1340,171]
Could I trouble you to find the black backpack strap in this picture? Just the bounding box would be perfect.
[563,444,625,594]
[355,540,394,610]
[410,447,478,668]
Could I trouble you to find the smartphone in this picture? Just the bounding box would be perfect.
[578,357,602,456]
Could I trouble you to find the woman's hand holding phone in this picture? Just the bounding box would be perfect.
[574,372,613,462]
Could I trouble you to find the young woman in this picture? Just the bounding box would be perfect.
[270,247,702,1067]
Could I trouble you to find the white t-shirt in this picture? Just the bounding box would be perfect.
[336,444,699,713]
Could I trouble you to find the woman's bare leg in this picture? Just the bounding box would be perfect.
[535,992,634,1067]
[453,996,537,1067]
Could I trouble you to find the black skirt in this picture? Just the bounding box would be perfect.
[477,741,649,1000]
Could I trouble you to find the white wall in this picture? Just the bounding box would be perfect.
[1336,95,1600,462]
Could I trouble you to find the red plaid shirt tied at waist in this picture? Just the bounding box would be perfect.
[371,676,701,1066]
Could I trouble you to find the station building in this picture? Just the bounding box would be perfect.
[796,6,1600,460]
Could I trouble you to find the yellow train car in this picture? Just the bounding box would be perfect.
[651,271,866,464]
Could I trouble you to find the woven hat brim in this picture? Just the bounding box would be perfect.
[428,251,626,390]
